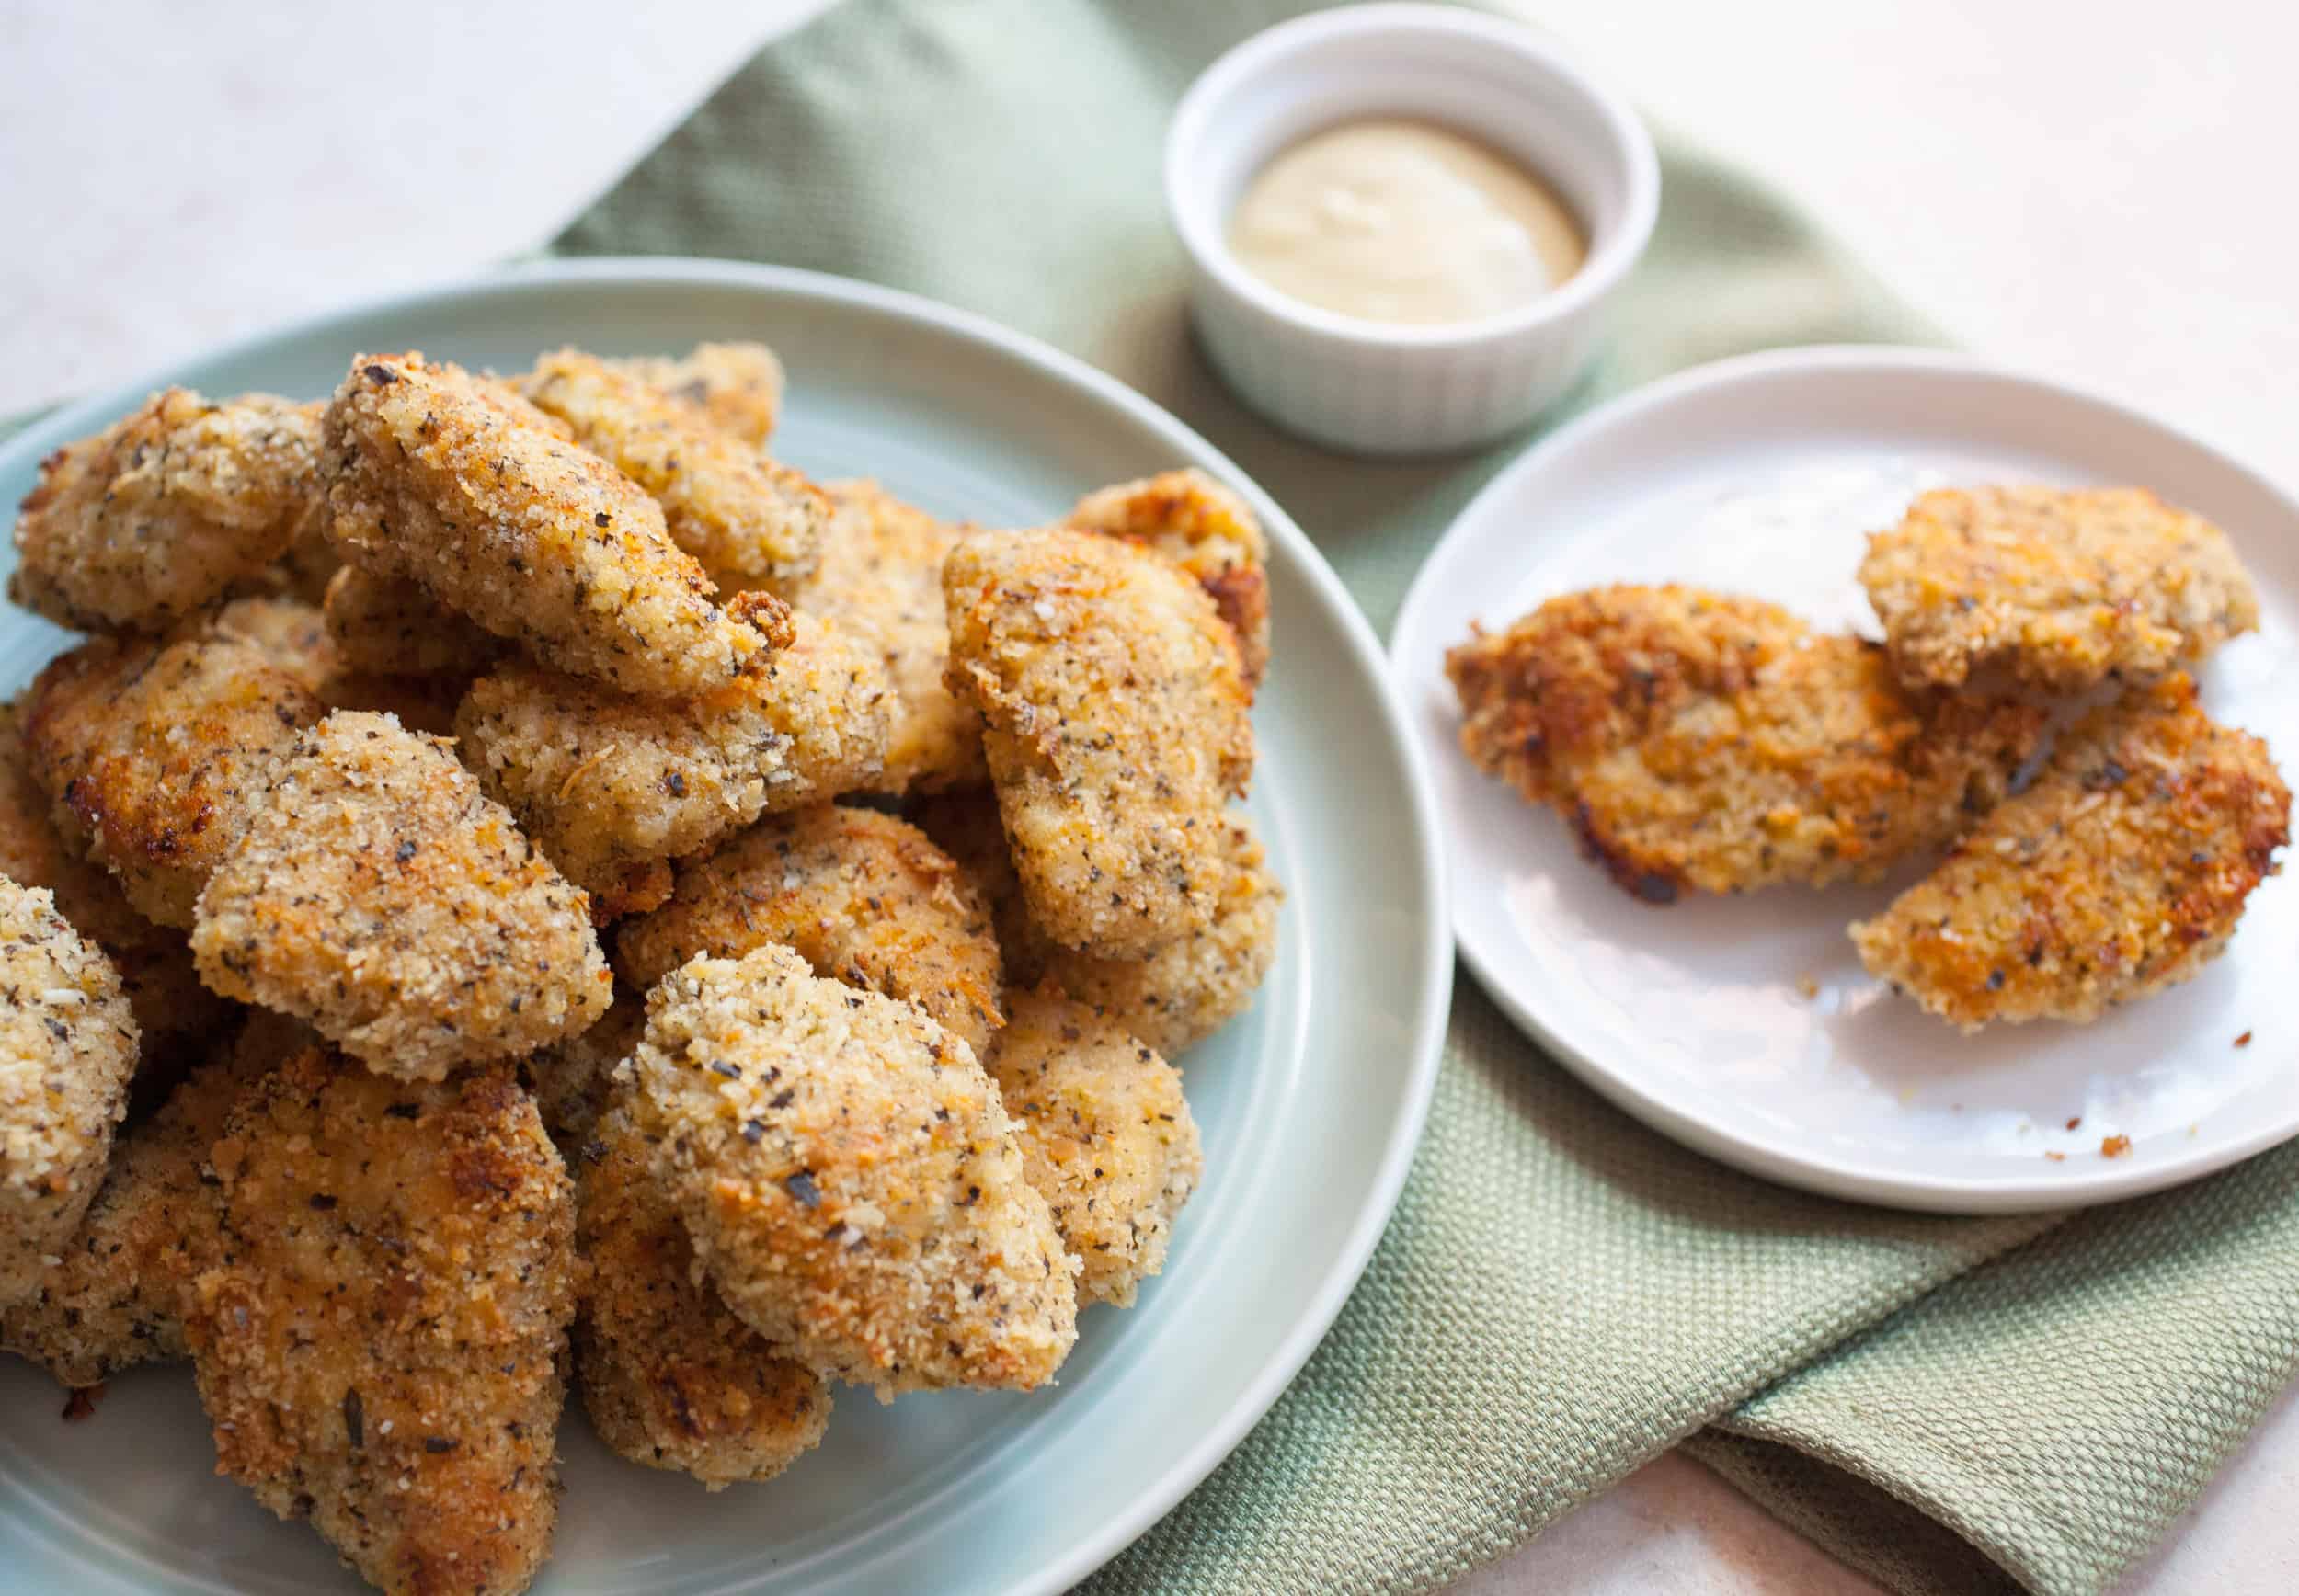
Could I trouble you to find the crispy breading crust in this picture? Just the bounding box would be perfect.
[321,351,779,696]
[521,348,828,592]
[1859,485,2261,690]
[208,594,338,691]
[616,804,1004,1056]
[0,701,231,1066]
[453,610,888,900]
[525,991,646,1159]
[1445,585,2048,901]
[322,564,505,678]
[988,987,1200,1307]
[625,944,1077,1396]
[1852,675,2290,1029]
[944,527,1253,959]
[1066,468,1272,690]
[186,1050,577,1596]
[603,341,784,450]
[916,792,1278,1057]
[797,480,987,792]
[191,712,611,1080]
[23,628,324,929]
[1,1019,287,1386]
[575,1100,831,1488]
[11,389,322,633]
[315,670,472,739]
[0,879,138,1307]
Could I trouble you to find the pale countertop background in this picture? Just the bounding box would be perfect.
[2,1,2294,1591]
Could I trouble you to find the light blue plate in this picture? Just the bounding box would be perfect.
[0,260,1450,1594]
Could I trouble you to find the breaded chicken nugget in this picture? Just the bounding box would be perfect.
[576,1100,831,1488]
[322,564,505,678]
[1853,675,2289,1029]
[1445,586,2048,902]
[315,669,472,739]
[0,701,231,1067]
[0,879,137,1307]
[11,389,322,633]
[454,611,888,901]
[252,496,344,604]
[1,1017,287,1386]
[626,944,1076,1396]
[321,351,781,696]
[207,594,337,691]
[1859,485,2260,690]
[795,481,986,792]
[616,804,1003,1056]
[525,992,646,1163]
[187,1049,577,1596]
[604,342,785,450]
[945,527,1253,959]
[988,987,1200,1307]
[24,628,324,929]
[191,712,611,1079]
[521,348,829,592]
[1067,468,1272,689]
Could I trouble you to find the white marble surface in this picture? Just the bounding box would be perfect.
[4,1,2296,1590]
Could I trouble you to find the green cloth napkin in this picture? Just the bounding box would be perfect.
[556,2,2299,1590]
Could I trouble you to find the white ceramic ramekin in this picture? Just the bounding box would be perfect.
[1166,5,1659,457]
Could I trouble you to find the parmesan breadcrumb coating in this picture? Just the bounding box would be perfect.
[603,341,785,450]
[988,987,1200,1307]
[616,804,1004,1056]
[23,628,324,929]
[11,389,323,633]
[1,1019,284,1386]
[0,701,230,1066]
[796,480,986,792]
[944,527,1253,959]
[322,564,505,678]
[0,878,138,1307]
[321,351,781,696]
[453,611,889,901]
[1067,468,1272,689]
[1445,586,2048,902]
[191,712,611,1080]
[576,1100,831,1488]
[186,1050,577,1596]
[1853,675,2290,1029]
[521,348,829,592]
[1859,485,2260,690]
[916,792,1278,1057]
[625,944,1077,1396]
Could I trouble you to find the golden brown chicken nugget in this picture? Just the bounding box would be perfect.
[604,341,784,449]
[1,1017,288,1386]
[988,987,1200,1307]
[945,527,1252,960]
[1067,468,1271,689]
[626,944,1076,1396]
[454,610,888,902]
[321,564,505,678]
[187,1049,577,1596]
[576,1100,831,1488]
[206,593,337,690]
[1859,485,2260,690]
[0,701,231,1068]
[1853,675,2289,1029]
[0,879,138,1307]
[521,348,829,592]
[616,804,1003,1056]
[796,480,987,792]
[11,389,323,633]
[321,351,779,697]
[524,991,646,1159]
[314,669,472,739]
[191,712,611,1080]
[1445,586,2048,902]
[24,628,325,929]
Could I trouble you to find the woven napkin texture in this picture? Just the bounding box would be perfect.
[555,1,2299,1590]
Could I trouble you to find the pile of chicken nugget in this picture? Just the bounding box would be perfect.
[0,343,1279,1593]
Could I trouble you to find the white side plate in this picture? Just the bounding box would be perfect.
[1392,346,2297,1213]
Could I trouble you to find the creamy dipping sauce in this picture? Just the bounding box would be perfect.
[1227,120,1586,325]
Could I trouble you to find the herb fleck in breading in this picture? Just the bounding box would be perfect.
[1853,674,2289,1029]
